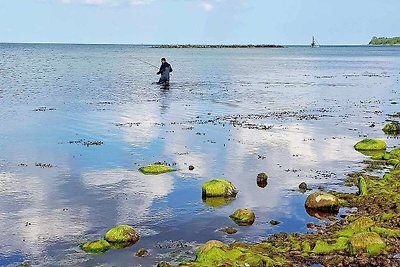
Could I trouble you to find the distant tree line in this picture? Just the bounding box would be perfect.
[369,36,400,45]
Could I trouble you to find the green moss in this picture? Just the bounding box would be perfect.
[312,237,348,254]
[357,176,367,196]
[390,147,400,159]
[80,240,110,254]
[349,232,385,256]
[382,122,400,135]
[370,227,400,237]
[139,163,176,175]
[201,179,238,198]
[229,209,255,226]
[387,159,400,165]
[354,138,387,151]
[104,225,140,244]
[336,217,375,238]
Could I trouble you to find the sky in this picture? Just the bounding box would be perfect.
[0,0,399,45]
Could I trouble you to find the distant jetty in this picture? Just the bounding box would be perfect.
[151,44,284,48]
[369,36,400,46]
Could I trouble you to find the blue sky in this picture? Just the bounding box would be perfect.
[0,0,399,45]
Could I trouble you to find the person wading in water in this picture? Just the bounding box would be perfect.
[157,58,173,85]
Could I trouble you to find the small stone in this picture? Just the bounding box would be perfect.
[299,182,308,192]
[256,173,268,188]
[135,248,148,257]
[189,165,195,171]
[269,220,280,226]
[157,262,173,267]
[219,227,237,234]
[306,222,315,228]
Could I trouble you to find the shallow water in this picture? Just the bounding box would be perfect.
[0,44,400,266]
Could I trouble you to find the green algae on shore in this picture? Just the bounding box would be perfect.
[179,136,400,266]
[139,163,176,175]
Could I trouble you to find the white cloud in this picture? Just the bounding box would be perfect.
[201,2,215,12]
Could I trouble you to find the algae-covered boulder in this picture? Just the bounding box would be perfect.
[80,240,110,254]
[197,240,225,254]
[390,147,400,159]
[349,232,385,256]
[104,225,140,244]
[201,179,238,198]
[354,138,387,151]
[229,209,255,226]
[305,192,339,213]
[382,122,400,135]
[139,163,176,175]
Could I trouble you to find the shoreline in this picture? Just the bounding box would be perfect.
[151,44,284,49]
[173,119,400,266]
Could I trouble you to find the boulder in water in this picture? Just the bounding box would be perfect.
[202,179,238,198]
[229,209,255,226]
[305,192,339,213]
[104,225,140,244]
[354,138,386,151]
[80,240,110,254]
[139,163,176,175]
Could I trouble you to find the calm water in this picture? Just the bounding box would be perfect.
[0,44,400,266]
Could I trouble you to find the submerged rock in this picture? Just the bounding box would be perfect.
[135,248,148,257]
[104,225,140,244]
[219,227,237,235]
[305,192,339,213]
[349,232,385,256]
[256,173,268,188]
[354,138,387,151]
[229,209,255,226]
[382,122,400,135]
[201,179,238,198]
[139,163,176,175]
[269,220,281,226]
[80,240,110,254]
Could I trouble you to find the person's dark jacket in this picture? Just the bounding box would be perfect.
[157,62,173,83]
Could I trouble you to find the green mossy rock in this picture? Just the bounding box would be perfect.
[349,232,385,256]
[139,163,176,175]
[104,225,140,244]
[312,237,348,254]
[387,159,400,165]
[80,240,110,254]
[336,217,375,238]
[229,209,255,226]
[358,176,367,196]
[197,240,226,254]
[354,138,387,151]
[382,122,400,135]
[390,147,400,159]
[305,192,339,213]
[201,179,238,198]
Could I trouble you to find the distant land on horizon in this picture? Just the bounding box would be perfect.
[369,36,400,46]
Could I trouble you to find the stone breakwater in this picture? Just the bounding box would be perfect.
[151,44,284,48]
